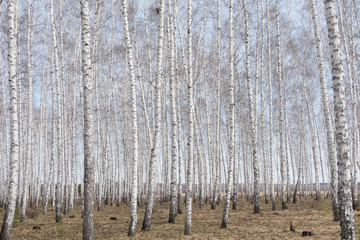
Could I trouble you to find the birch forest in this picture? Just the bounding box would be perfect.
[0,0,360,239]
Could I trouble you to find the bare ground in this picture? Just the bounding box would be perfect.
[1,195,360,239]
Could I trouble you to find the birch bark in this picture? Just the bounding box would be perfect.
[168,0,178,224]
[276,0,287,210]
[121,0,140,235]
[220,0,235,228]
[177,71,183,214]
[81,0,95,239]
[266,0,276,211]
[243,0,260,213]
[309,0,339,220]
[303,78,320,200]
[141,0,165,231]
[20,0,33,222]
[184,0,194,235]
[211,0,221,211]
[50,0,63,223]
[323,0,355,238]
[0,0,19,238]
[44,42,56,215]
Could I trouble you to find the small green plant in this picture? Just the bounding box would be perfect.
[57,226,66,238]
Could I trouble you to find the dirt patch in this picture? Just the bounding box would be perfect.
[0,196,359,239]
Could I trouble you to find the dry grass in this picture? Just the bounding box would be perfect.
[1,196,360,239]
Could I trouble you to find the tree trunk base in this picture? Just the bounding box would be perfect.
[253,205,260,213]
[184,225,191,235]
[168,214,176,224]
[271,199,277,211]
[128,219,136,236]
[211,201,216,210]
[56,215,62,223]
[141,220,151,231]
[220,219,227,229]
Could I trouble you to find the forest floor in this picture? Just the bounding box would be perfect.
[1,195,360,239]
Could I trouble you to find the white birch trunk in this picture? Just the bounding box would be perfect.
[243,0,260,213]
[121,0,139,235]
[309,0,339,220]
[323,0,355,238]
[220,0,235,228]
[168,0,178,224]
[259,0,268,205]
[276,0,287,210]
[266,0,276,211]
[50,0,63,223]
[184,0,194,235]
[69,63,78,211]
[1,70,10,209]
[20,0,33,222]
[337,0,359,210]
[15,0,22,209]
[44,44,56,214]
[0,0,19,238]
[58,2,67,215]
[194,110,205,209]
[176,72,183,214]
[211,0,221,211]
[81,0,95,239]
[36,63,47,209]
[141,0,165,231]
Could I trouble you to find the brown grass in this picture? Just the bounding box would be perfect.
[1,196,360,239]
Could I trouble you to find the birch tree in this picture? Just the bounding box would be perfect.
[168,0,178,224]
[259,0,268,205]
[20,0,33,223]
[323,0,355,238]
[81,0,95,239]
[0,0,19,238]
[221,0,235,228]
[50,0,63,223]
[276,0,287,210]
[308,0,339,211]
[177,69,183,215]
[211,0,221,211]
[243,0,260,214]
[141,0,165,231]
[121,0,140,235]
[184,0,194,235]
[267,0,276,211]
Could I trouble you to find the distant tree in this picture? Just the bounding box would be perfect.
[267,0,276,211]
[211,0,221,211]
[276,0,287,210]
[259,0,269,205]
